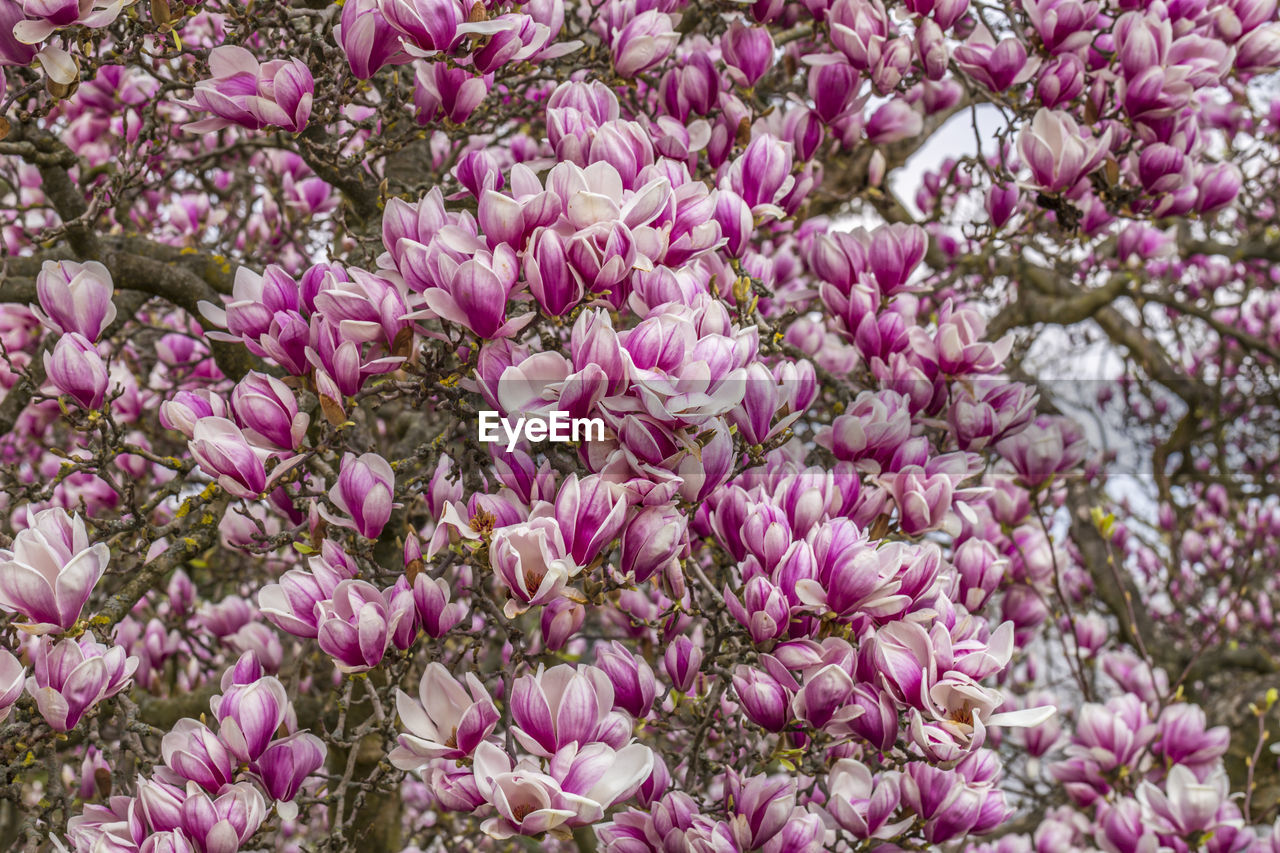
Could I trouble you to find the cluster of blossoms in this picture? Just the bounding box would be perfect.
[1,0,1279,848]
[67,652,326,851]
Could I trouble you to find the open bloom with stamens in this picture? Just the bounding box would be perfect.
[472,742,578,840]
[390,662,500,769]
[914,673,1055,759]
[489,516,581,618]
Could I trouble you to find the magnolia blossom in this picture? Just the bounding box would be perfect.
[489,516,581,618]
[315,579,401,673]
[610,11,679,77]
[471,740,654,839]
[1017,108,1114,193]
[26,632,138,732]
[390,662,500,768]
[255,731,327,807]
[510,663,626,757]
[44,333,109,410]
[230,372,309,452]
[178,781,268,853]
[187,418,270,499]
[826,760,911,839]
[182,46,314,133]
[32,259,116,340]
[1137,765,1239,840]
[13,0,125,39]
[0,507,109,634]
[211,676,293,763]
[0,649,25,724]
[321,452,396,539]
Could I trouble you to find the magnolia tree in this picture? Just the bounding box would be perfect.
[0,0,1278,849]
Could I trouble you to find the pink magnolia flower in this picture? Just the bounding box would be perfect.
[161,719,236,792]
[230,371,309,452]
[594,641,656,718]
[663,636,702,694]
[723,773,801,850]
[0,507,109,634]
[472,742,578,839]
[0,649,25,724]
[721,19,774,88]
[315,579,402,673]
[322,452,396,539]
[311,266,410,346]
[253,732,327,806]
[510,663,625,757]
[1137,765,1238,840]
[489,515,581,618]
[610,11,679,78]
[32,259,116,341]
[376,0,468,56]
[865,100,923,144]
[414,61,492,125]
[726,575,791,644]
[471,740,654,838]
[411,573,468,637]
[159,390,228,439]
[795,524,909,620]
[44,332,108,410]
[211,675,293,763]
[1017,108,1113,194]
[187,417,270,500]
[1154,703,1229,769]
[619,503,686,583]
[177,781,267,853]
[257,554,355,639]
[26,632,138,732]
[882,466,956,537]
[13,0,129,43]
[419,243,533,340]
[995,415,1089,489]
[335,0,411,78]
[953,26,1036,93]
[198,265,306,370]
[914,673,1055,758]
[723,134,795,218]
[182,46,314,134]
[548,741,655,826]
[901,762,988,844]
[554,473,629,565]
[390,662,500,768]
[829,0,890,70]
